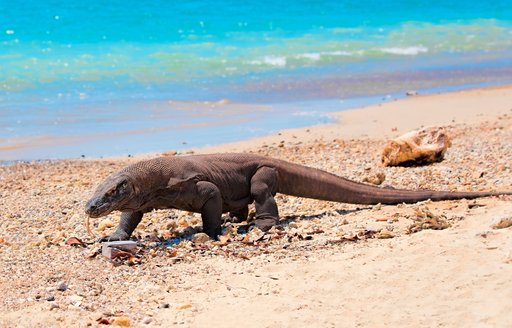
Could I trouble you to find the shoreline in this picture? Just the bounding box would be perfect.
[2,83,511,164]
[1,80,512,162]
[191,84,512,154]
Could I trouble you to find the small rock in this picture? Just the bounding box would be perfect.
[382,127,451,166]
[96,219,114,232]
[67,295,83,306]
[192,233,210,243]
[363,172,385,185]
[159,303,170,309]
[56,282,68,292]
[288,222,299,229]
[491,217,512,229]
[112,316,131,327]
[375,229,395,239]
[177,303,192,310]
[142,317,153,324]
[49,303,60,311]
[46,295,55,302]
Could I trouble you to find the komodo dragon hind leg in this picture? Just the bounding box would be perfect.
[99,211,143,242]
[250,166,279,231]
[196,181,223,239]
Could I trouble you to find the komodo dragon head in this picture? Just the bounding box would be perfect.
[85,173,137,218]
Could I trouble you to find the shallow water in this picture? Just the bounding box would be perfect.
[1,1,512,160]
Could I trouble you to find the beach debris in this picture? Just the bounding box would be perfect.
[468,202,485,209]
[406,90,419,96]
[244,227,265,243]
[96,316,111,325]
[407,206,451,233]
[65,237,87,247]
[102,241,137,259]
[491,217,512,229]
[381,127,452,166]
[328,228,381,244]
[363,172,386,185]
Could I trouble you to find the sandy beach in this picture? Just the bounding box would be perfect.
[0,85,511,327]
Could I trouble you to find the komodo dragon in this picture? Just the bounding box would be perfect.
[85,153,511,241]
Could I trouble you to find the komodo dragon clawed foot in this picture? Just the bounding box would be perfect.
[98,231,130,242]
[253,216,279,231]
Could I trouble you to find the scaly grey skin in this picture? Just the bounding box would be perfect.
[85,153,511,241]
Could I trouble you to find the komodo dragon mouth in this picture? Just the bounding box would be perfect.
[85,200,113,218]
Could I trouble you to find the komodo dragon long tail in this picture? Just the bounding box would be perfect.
[272,159,510,205]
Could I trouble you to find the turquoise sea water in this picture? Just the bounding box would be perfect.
[1,1,512,160]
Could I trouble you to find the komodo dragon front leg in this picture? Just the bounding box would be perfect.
[100,211,143,242]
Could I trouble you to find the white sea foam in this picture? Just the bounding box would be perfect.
[322,50,354,56]
[249,55,287,67]
[263,56,287,66]
[295,53,321,61]
[379,46,429,55]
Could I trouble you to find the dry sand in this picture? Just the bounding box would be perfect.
[0,85,511,327]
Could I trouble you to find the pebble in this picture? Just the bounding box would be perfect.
[491,217,512,229]
[192,233,210,243]
[142,317,153,324]
[159,303,170,309]
[56,281,68,292]
[49,303,60,310]
[112,316,131,327]
[177,303,192,310]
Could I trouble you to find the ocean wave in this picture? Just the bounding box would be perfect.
[379,46,429,55]
[1,19,511,91]
[248,55,287,67]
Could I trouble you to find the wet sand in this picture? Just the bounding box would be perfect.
[0,85,511,327]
